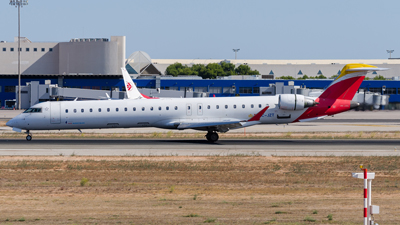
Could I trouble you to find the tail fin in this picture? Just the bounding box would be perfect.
[121,67,143,99]
[319,64,388,100]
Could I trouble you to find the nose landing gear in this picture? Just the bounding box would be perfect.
[25,130,32,141]
[205,131,219,143]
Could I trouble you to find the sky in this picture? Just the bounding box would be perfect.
[1,0,399,60]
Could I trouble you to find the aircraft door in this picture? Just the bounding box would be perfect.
[197,103,203,116]
[50,102,61,124]
[186,103,192,116]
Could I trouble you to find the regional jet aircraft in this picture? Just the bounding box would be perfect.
[6,64,387,142]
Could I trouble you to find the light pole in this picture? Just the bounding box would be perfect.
[233,49,240,60]
[9,0,28,110]
[386,50,394,59]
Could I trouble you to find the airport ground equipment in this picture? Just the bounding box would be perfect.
[352,166,379,225]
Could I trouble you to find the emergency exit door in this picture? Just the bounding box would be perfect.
[186,104,192,116]
[50,102,61,124]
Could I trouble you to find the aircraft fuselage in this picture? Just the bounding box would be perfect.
[8,96,318,131]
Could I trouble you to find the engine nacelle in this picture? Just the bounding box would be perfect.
[279,94,316,110]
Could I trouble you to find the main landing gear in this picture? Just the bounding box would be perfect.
[205,131,219,143]
[25,130,32,141]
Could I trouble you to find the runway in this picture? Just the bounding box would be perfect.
[1,110,399,156]
[0,139,399,156]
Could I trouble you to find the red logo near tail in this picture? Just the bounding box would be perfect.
[127,82,132,91]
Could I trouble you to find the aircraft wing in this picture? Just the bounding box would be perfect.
[177,120,261,132]
[176,106,269,132]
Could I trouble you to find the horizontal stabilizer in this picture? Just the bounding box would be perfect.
[346,67,388,72]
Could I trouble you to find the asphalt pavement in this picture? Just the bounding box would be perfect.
[0,139,399,156]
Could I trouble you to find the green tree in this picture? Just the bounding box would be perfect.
[165,62,196,76]
[202,63,225,79]
[315,74,327,79]
[166,63,185,76]
[278,76,295,80]
[373,75,386,80]
[191,64,206,76]
[220,61,236,75]
[298,75,309,80]
[165,61,260,78]
[329,75,338,79]
[235,64,260,75]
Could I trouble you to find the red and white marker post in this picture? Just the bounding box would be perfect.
[363,168,368,225]
[352,166,379,225]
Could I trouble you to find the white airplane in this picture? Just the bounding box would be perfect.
[6,64,387,142]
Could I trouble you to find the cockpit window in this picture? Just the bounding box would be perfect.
[23,108,42,113]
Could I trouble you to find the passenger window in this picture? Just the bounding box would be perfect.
[216,105,219,109]
[158,106,162,110]
[81,109,84,113]
[166,106,169,110]
[150,107,153,111]
[90,108,93,112]
[188,106,191,110]
[74,109,77,113]
[251,104,254,108]
[65,109,68,113]
[259,104,262,108]
[124,107,127,112]
[175,106,178,110]
[199,105,202,110]
[116,108,119,112]
[107,108,110,112]
[142,107,145,111]
[207,105,210,109]
[234,105,236,109]
[98,108,101,112]
[133,107,136,111]
[225,105,228,109]
[242,104,245,108]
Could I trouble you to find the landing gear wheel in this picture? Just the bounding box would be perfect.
[206,132,219,143]
[26,134,32,141]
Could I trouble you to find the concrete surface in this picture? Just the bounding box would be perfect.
[0,139,399,156]
[1,110,399,134]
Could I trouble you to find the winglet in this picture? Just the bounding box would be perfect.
[121,67,143,99]
[248,106,269,122]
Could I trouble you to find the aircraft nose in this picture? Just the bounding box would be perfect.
[6,118,16,127]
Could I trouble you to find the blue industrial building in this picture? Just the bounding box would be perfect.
[1,37,399,109]
[1,75,399,108]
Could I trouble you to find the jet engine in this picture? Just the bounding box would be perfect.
[279,94,317,110]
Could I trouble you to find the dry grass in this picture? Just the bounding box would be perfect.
[0,156,399,224]
[0,120,7,127]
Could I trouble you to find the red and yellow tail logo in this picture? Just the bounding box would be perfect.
[295,64,387,122]
[319,64,377,100]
